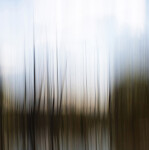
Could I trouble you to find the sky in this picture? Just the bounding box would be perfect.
[0,0,148,113]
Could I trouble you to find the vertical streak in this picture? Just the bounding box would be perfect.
[33,18,36,114]
[97,44,100,114]
[56,25,59,114]
[32,9,36,150]
[109,49,112,150]
[46,31,50,114]
[23,39,26,113]
[85,42,88,113]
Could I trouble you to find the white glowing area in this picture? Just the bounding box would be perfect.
[0,0,147,113]
[115,0,145,33]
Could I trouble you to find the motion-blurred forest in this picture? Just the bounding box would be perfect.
[0,0,149,150]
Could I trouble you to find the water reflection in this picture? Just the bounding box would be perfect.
[2,117,110,150]
[1,118,149,150]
